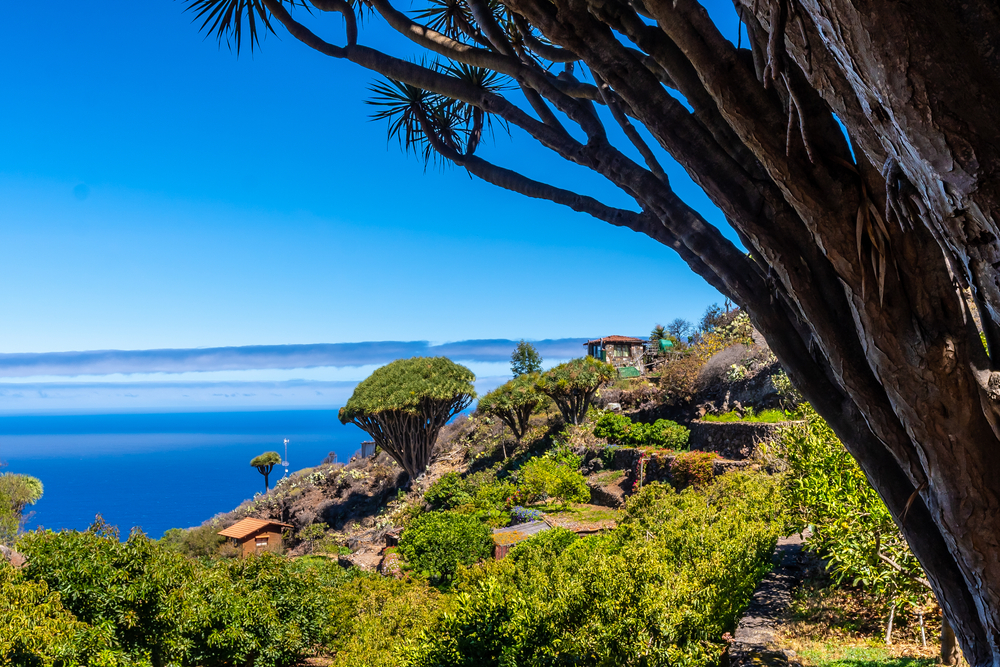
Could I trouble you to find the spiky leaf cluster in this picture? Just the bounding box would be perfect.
[339,357,476,421]
[366,62,510,165]
[477,372,542,442]
[250,451,282,468]
[535,357,616,425]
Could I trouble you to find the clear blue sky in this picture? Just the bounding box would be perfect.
[0,1,741,356]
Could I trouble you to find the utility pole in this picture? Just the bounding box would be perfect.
[282,438,289,478]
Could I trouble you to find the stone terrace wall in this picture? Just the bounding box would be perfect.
[688,421,799,460]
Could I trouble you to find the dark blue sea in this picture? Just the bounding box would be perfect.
[0,411,367,538]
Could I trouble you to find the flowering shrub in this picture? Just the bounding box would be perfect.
[509,506,544,524]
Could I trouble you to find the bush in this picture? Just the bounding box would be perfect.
[517,456,590,506]
[701,408,791,423]
[398,512,493,584]
[410,472,786,667]
[593,412,689,449]
[0,562,122,666]
[18,519,333,667]
[0,473,43,546]
[779,406,929,611]
[670,451,719,488]
[424,472,474,510]
[326,573,444,667]
[159,522,227,559]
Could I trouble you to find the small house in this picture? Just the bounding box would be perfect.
[218,517,292,556]
[585,335,647,376]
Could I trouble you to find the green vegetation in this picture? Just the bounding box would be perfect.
[593,411,690,449]
[510,340,542,377]
[777,407,930,613]
[535,356,616,425]
[701,408,793,423]
[398,511,493,585]
[250,451,282,491]
[339,357,476,481]
[477,372,542,449]
[0,472,43,545]
[13,519,337,667]
[517,455,590,507]
[409,471,785,667]
[670,451,719,489]
[160,522,227,559]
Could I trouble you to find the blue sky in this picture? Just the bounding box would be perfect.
[0,1,742,412]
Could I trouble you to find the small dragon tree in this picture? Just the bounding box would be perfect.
[477,373,542,457]
[535,357,616,425]
[339,357,476,483]
[250,451,281,492]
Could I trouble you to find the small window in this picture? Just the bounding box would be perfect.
[255,536,269,548]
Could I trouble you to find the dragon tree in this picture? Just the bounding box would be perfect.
[186,1,1000,661]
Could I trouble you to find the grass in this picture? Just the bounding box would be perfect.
[778,576,939,667]
[701,408,793,423]
[589,469,626,486]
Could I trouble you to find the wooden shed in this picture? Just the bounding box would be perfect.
[218,517,292,557]
[585,335,647,375]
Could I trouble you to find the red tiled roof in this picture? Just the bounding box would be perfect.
[218,517,292,540]
[583,335,647,345]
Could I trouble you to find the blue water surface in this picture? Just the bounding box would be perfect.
[0,411,366,538]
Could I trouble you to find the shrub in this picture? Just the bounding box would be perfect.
[593,412,690,450]
[670,451,719,488]
[159,522,227,559]
[517,456,590,506]
[326,573,445,667]
[701,408,791,423]
[398,512,493,584]
[410,472,785,667]
[0,562,121,666]
[18,519,332,667]
[424,472,474,510]
[779,406,930,611]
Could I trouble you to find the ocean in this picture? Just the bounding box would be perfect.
[0,411,367,538]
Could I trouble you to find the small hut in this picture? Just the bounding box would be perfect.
[218,518,292,556]
[584,335,647,376]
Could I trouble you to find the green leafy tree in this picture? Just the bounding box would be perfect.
[339,357,476,482]
[0,473,44,546]
[650,324,668,342]
[510,340,542,377]
[476,373,541,454]
[251,451,282,492]
[398,511,493,584]
[534,357,616,425]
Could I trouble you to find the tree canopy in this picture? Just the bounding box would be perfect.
[251,451,282,491]
[535,357,615,425]
[477,372,542,447]
[510,340,542,377]
[185,0,1000,661]
[339,357,475,481]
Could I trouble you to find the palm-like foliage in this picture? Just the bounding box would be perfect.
[366,61,510,165]
[410,0,479,43]
[184,0,313,53]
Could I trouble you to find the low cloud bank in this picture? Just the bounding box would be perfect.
[0,339,589,378]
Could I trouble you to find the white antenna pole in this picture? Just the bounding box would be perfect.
[282,438,290,478]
